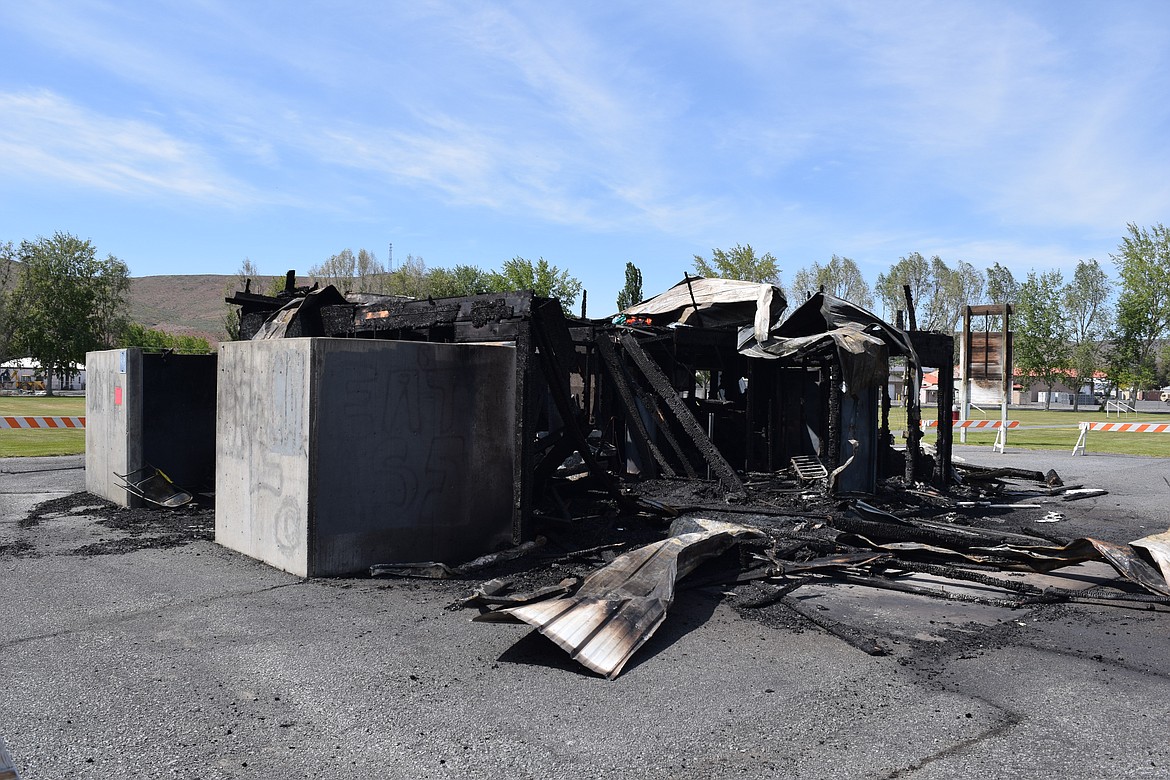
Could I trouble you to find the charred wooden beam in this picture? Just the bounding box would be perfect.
[348,291,534,339]
[631,380,700,479]
[595,335,672,478]
[618,332,744,494]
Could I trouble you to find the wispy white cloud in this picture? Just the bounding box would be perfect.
[833,2,1170,231]
[658,1,1170,236]
[315,114,725,235]
[2,1,725,235]
[2,0,1169,287]
[409,3,704,225]
[921,236,1119,276]
[0,90,260,204]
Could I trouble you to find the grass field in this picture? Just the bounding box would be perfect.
[0,396,86,457]
[901,407,1170,457]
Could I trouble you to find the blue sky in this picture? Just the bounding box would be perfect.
[2,1,1169,317]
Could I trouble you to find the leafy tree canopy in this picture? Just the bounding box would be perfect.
[11,232,130,394]
[616,261,644,311]
[120,323,213,354]
[487,257,582,307]
[1015,270,1071,409]
[790,255,873,309]
[0,241,18,362]
[1110,223,1170,393]
[1063,258,1112,408]
[427,264,494,298]
[985,263,1019,308]
[692,244,782,289]
[875,253,982,333]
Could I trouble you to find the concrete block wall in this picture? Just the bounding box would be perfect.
[86,349,218,507]
[215,338,517,577]
[85,348,143,506]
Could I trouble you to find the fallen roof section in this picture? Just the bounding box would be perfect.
[480,517,761,679]
[620,275,786,332]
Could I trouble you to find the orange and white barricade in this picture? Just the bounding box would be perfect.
[0,416,86,429]
[923,419,1019,453]
[1073,421,1170,455]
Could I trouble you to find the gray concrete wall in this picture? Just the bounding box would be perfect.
[310,339,516,574]
[85,348,143,507]
[216,339,313,575]
[216,338,517,577]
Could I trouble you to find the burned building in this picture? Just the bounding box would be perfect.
[220,273,957,570]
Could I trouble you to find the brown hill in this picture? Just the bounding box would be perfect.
[128,274,241,344]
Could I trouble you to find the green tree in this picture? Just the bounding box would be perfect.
[984,263,1019,331]
[616,261,644,311]
[790,255,873,309]
[12,232,131,394]
[384,253,430,298]
[1015,270,1071,409]
[876,253,981,332]
[875,252,932,326]
[1111,223,1170,397]
[93,256,132,347]
[937,259,984,333]
[487,257,582,307]
[355,248,385,292]
[692,244,781,288]
[1063,259,1112,411]
[309,248,358,291]
[308,248,390,294]
[120,323,213,354]
[427,264,493,298]
[0,241,19,362]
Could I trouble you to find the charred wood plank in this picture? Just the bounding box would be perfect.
[319,304,356,336]
[532,299,579,380]
[954,463,1047,483]
[360,302,463,331]
[618,332,744,493]
[352,291,533,336]
[454,320,523,341]
[630,382,699,479]
[595,335,673,478]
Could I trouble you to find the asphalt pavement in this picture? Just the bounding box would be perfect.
[1,452,1169,779]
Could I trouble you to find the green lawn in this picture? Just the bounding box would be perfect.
[901,407,1170,457]
[0,395,87,457]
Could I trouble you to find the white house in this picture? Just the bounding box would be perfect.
[0,357,86,391]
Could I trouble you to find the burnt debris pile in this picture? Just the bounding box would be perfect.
[209,273,1170,677]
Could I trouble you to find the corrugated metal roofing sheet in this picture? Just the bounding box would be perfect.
[497,518,760,678]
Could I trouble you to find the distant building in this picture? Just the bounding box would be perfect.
[920,366,1107,406]
[0,357,86,392]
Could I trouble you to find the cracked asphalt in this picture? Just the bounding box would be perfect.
[1,450,1169,779]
